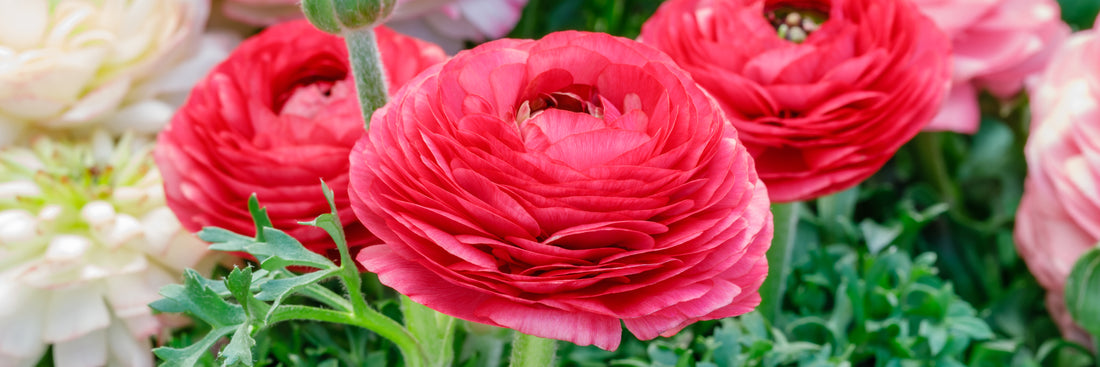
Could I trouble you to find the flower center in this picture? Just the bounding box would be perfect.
[272,61,348,115]
[516,86,603,125]
[766,6,828,43]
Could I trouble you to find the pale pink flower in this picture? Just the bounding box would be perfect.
[1016,21,1100,346]
[913,0,1070,133]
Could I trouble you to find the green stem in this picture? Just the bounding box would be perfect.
[298,283,353,312]
[758,202,799,324]
[268,305,426,367]
[343,27,390,129]
[509,332,557,367]
[402,296,457,367]
[914,133,992,231]
[914,133,961,211]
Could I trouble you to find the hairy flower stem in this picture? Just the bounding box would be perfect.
[328,195,428,367]
[510,332,558,367]
[344,27,390,129]
[759,202,799,323]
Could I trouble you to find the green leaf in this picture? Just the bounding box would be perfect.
[254,271,336,302]
[154,326,237,367]
[221,323,257,367]
[249,228,337,270]
[256,270,340,321]
[201,227,257,252]
[249,194,274,242]
[157,269,245,328]
[1065,246,1100,337]
[947,316,993,340]
[226,267,254,314]
[860,220,901,255]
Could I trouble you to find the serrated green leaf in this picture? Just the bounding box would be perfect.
[256,270,340,321]
[200,227,256,247]
[220,323,256,367]
[157,269,245,328]
[154,326,237,367]
[249,194,274,242]
[247,228,337,270]
[1065,246,1100,337]
[149,289,186,313]
[254,271,336,302]
[226,267,254,314]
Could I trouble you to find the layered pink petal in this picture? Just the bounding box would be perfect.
[1016,25,1100,346]
[156,20,446,262]
[350,31,773,349]
[641,0,953,202]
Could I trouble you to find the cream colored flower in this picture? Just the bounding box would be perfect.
[0,0,231,147]
[0,131,209,367]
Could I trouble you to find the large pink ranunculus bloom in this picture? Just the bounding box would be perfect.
[639,0,952,202]
[912,0,1069,133]
[1015,20,1100,346]
[219,0,527,53]
[156,20,445,262]
[349,31,773,350]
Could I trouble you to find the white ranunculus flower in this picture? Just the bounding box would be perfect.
[0,131,210,367]
[0,0,233,147]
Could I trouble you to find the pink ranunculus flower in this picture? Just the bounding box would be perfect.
[155,20,445,263]
[349,31,773,351]
[1015,20,1100,346]
[219,0,527,53]
[912,0,1070,134]
[639,0,953,202]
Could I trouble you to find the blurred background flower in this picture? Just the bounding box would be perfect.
[217,0,527,53]
[155,20,445,264]
[913,0,1070,134]
[0,0,235,147]
[0,131,210,366]
[1016,16,1100,346]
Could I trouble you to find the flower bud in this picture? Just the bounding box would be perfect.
[302,0,396,34]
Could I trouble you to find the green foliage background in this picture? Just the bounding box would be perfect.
[150,1,1100,366]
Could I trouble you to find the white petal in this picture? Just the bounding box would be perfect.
[106,318,154,367]
[43,285,110,342]
[45,235,92,262]
[106,215,144,248]
[53,327,107,367]
[140,208,181,254]
[103,100,175,134]
[0,0,48,50]
[37,205,62,222]
[81,201,117,228]
[0,209,37,243]
[51,77,131,126]
[0,180,40,200]
[0,288,46,359]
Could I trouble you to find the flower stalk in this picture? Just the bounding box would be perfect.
[510,332,558,367]
[344,27,391,128]
[759,202,800,322]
